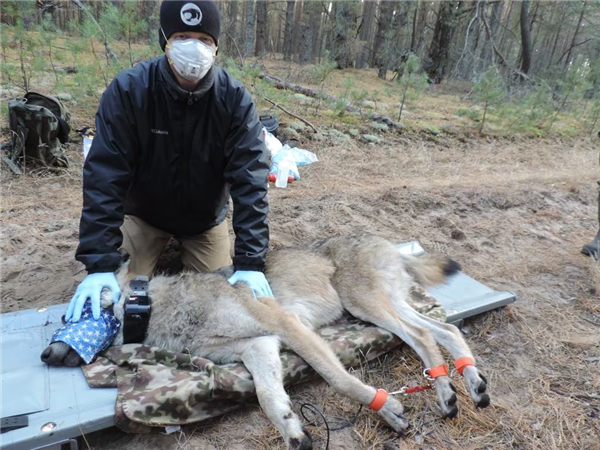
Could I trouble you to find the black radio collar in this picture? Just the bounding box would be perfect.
[122,275,152,344]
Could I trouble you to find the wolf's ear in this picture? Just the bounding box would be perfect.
[119,249,131,265]
[115,249,134,289]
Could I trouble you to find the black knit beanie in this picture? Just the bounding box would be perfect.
[159,1,220,51]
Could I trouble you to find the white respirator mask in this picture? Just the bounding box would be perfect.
[162,28,215,82]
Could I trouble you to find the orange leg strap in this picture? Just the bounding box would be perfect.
[454,357,475,376]
[425,364,449,379]
[368,389,388,411]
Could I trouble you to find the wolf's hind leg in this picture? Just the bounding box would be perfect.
[391,299,490,408]
[240,336,312,450]
[342,294,459,419]
[247,299,410,434]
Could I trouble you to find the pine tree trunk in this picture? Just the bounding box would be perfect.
[373,0,394,79]
[143,0,158,42]
[300,1,322,64]
[548,4,565,69]
[298,1,313,64]
[332,0,356,69]
[498,0,514,59]
[356,0,376,69]
[414,0,428,55]
[244,0,256,57]
[275,16,285,53]
[310,2,322,63]
[410,0,420,52]
[283,0,295,61]
[424,1,459,83]
[529,0,541,49]
[391,1,409,50]
[275,2,283,54]
[520,0,532,76]
[461,2,480,79]
[292,0,303,62]
[255,0,267,56]
[479,0,502,71]
[564,1,586,71]
[530,2,548,74]
[225,0,239,57]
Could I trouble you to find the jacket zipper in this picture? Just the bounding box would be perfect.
[183,93,193,210]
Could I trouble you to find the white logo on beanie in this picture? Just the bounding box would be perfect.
[180,3,202,26]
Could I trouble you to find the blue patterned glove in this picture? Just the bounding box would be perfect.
[65,272,121,322]
[227,270,273,298]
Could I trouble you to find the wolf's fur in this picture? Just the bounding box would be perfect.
[45,235,490,449]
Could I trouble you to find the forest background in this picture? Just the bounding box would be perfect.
[1,0,600,138]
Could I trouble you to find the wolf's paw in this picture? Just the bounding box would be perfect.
[40,342,83,366]
[435,377,459,418]
[287,426,313,450]
[462,366,490,408]
[377,395,410,434]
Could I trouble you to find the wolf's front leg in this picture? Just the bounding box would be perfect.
[41,289,117,366]
[41,341,83,366]
[240,336,313,450]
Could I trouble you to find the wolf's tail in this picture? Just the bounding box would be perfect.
[401,254,461,287]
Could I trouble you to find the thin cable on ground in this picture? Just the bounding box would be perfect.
[299,403,363,450]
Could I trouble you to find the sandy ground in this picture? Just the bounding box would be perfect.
[2,133,599,449]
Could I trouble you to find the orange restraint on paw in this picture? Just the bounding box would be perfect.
[454,357,475,376]
[368,389,388,411]
[424,364,449,379]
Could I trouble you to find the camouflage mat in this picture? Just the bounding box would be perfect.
[82,285,445,433]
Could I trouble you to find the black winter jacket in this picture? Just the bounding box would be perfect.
[75,56,270,274]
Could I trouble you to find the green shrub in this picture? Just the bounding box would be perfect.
[472,67,505,133]
[396,54,428,121]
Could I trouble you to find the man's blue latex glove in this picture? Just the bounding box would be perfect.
[227,270,273,298]
[65,272,121,322]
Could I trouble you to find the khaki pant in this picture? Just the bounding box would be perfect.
[120,215,232,277]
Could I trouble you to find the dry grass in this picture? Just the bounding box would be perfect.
[1,164,83,225]
[8,133,594,449]
[301,136,594,192]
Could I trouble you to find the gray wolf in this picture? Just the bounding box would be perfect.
[44,234,490,449]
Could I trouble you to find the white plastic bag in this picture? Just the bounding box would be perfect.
[268,144,319,188]
[263,128,282,158]
[286,146,318,166]
[83,136,93,160]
